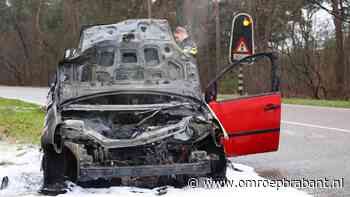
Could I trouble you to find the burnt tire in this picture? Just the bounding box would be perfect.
[173,175,190,188]
[209,153,227,180]
[63,147,78,182]
[39,146,67,196]
[157,175,189,188]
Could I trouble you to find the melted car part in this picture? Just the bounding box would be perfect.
[67,93,188,105]
[62,107,202,141]
[0,176,9,190]
[61,93,206,142]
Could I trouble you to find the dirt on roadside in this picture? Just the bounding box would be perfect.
[0,126,6,139]
[0,126,16,143]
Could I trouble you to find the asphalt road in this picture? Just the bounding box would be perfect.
[235,104,350,197]
[0,86,48,105]
[0,86,349,196]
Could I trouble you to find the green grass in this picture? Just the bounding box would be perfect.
[0,98,44,144]
[283,98,350,108]
[218,94,350,108]
[218,94,241,101]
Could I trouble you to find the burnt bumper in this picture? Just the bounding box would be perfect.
[78,161,211,182]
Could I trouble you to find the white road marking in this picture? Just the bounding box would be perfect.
[282,120,350,134]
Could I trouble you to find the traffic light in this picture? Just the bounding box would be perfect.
[229,13,255,63]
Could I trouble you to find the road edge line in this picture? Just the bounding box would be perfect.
[282,120,350,134]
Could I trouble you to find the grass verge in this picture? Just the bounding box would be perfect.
[283,98,350,108]
[218,95,350,108]
[0,98,44,144]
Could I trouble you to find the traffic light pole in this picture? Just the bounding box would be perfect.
[238,65,244,95]
[229,13,254,96]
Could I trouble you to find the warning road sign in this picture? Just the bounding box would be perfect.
[234,37,250,54]
[232,37,252,61]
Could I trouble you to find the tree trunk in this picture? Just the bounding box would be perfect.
[331,0,345,98]
[63,0,81,49]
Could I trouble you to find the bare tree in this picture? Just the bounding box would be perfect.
[331,0,346,97]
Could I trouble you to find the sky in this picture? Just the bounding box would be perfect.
[313,6,335,32]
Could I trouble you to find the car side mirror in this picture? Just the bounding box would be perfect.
[205,82,218,103]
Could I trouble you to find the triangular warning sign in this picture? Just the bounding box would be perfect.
[234,37,250,54]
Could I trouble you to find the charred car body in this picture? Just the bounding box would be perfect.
[40,19,281,194]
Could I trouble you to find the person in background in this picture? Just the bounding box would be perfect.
[174,26,198,56]
[174,27,217,102]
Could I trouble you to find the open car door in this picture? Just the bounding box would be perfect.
[206,53,281,157]
[209,93,281,157]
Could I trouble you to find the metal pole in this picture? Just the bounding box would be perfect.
[238,65,244,95]
[147,0,152,19]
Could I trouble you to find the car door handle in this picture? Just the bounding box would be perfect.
[264,104,281,111]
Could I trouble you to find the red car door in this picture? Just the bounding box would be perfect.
[209,93,281,157]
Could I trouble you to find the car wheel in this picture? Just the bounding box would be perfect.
[39,146,67,196]
[173,175,190,188]
[209,153,227,180]
[201,137,227,180]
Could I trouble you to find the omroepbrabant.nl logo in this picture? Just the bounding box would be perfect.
[187,177,345,190]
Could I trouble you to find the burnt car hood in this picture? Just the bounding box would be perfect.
[59,82,202,105]
[58,19,202,103]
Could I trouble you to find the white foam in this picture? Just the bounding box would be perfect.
[0,142,310,197]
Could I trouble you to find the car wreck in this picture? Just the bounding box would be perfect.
[40,19,281,195]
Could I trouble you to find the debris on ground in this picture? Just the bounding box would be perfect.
[0,176,9,190]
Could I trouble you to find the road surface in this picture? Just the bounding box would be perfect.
[236,104,350,196]
[0,86,47,105]
[1,86,348,196]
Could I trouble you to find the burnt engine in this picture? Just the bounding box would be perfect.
[80,111,185,140]
[62,109,205,164]
[61,94,212,168]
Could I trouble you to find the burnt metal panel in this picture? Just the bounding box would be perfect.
[78,161,211,181]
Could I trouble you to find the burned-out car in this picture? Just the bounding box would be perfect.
[40,19,281,194]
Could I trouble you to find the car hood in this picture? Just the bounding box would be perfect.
[59,81,203,105]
